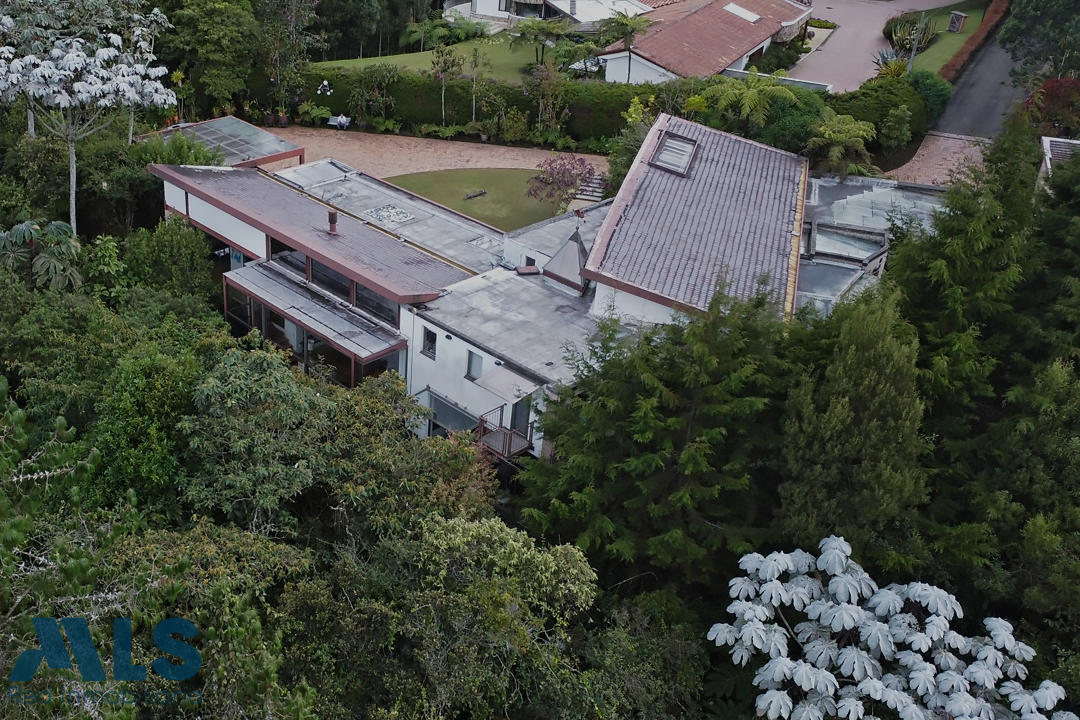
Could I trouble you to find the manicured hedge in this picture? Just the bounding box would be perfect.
[825,77,929,136]
[302,64,658,141]
[939,0,1010,82]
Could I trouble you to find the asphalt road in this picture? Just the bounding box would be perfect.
[934,32,1030,138]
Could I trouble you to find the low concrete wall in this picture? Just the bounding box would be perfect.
[720,68,832,93]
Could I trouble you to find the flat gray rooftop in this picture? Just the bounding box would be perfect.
[508,199,613,258]
[275,159,504,273]
[417,269,597,385]
[158,116,302,166]
[805,176,944,233]
[226,260,405,359]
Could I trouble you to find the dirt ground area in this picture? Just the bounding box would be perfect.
[886,131,986,187]
[264,126,608,178]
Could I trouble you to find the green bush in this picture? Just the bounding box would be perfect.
[808,18,838,29]
[563,81,648,140]
[752,42,806,75]
[753,87,828,153]
[825,76,929,137]
[908,69,953,119]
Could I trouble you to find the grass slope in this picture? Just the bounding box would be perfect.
[912,0,990,73]
[316,33,535,84]
[384,168,559,232]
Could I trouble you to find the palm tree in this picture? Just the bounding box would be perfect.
[704,68,800,136]
[804,109,880,181]
[509,18,569,65]
[401,13,449,52]
[598,12,654,83]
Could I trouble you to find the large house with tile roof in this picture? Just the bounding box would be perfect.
[597,0,812,84]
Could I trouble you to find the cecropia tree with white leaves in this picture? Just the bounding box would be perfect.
[0,8,175,237]
[709,536,1078,720]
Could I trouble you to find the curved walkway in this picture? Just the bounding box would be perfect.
[789,0,966,92]
[267,126,608,178]
[885,130,986,186]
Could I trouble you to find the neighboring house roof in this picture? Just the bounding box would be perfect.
[598,0,811,78]
[637,0,687,9]
[1043,136,1080,175]
[148,164,470,304]
[275,159,504,274]
[415,269,598,386]
[582,114,808,313]
[152,116,304,168]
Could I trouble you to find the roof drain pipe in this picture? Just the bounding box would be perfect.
[328,210,338,235]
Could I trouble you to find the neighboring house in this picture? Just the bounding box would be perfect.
[465,0,649,26]
[150,116,305,168]
[597,0,812,84]
[583,113,809,321]
[1041,136,1080,178]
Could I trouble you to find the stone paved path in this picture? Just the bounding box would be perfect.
[266,126,608,178]
[789,0,966,92]
[886,131,985,186]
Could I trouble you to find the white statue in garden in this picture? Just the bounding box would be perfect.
[709,536,1078,720]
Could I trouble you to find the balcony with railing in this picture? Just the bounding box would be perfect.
[477,406,533,459]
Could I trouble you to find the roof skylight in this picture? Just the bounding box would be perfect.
[651,133,697,175]
[723,2,760,22]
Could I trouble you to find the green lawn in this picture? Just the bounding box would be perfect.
[384,168,559,231]
[911,0,990,73]
[316,33,535,84]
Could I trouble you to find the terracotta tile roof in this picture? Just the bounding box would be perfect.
[582,115,808,312]
[600,0,811,77]
[637,0,687,9]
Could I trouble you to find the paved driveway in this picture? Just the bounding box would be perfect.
[789,0,961,92]
[934,33,1029,138]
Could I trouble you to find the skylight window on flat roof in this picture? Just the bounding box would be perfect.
[723,2,760,22]
[652,133,697,175]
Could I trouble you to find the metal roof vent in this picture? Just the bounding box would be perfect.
[328,210,338,235]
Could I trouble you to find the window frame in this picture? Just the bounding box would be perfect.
[649,131,698,176]
[421,328,437,359]
[466,350,483,380]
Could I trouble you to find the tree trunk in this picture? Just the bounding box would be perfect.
[472,75,477,122]
[441,81,446,126]
[128,107,135,145]
[626,39,632,83]
[27,108,36,138]
[68,135,78,238]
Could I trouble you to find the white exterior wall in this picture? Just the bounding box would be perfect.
[164,181,187,213]
[503,238,554,269]
[590,282,684,325]
[732,38,772,72]
[402,307,543,455]
[187,195,267,260]
[603,52,680,84]
[470,0,512,18]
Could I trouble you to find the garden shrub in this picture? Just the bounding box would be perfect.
[908,69,953,119]
[808,18,837,28]
[826,76,929,137]
[563,81,649,140]
[752,42,806,75]
[1026,77,1080,138]
[753,86,828,153]
[939,0,1010,82]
